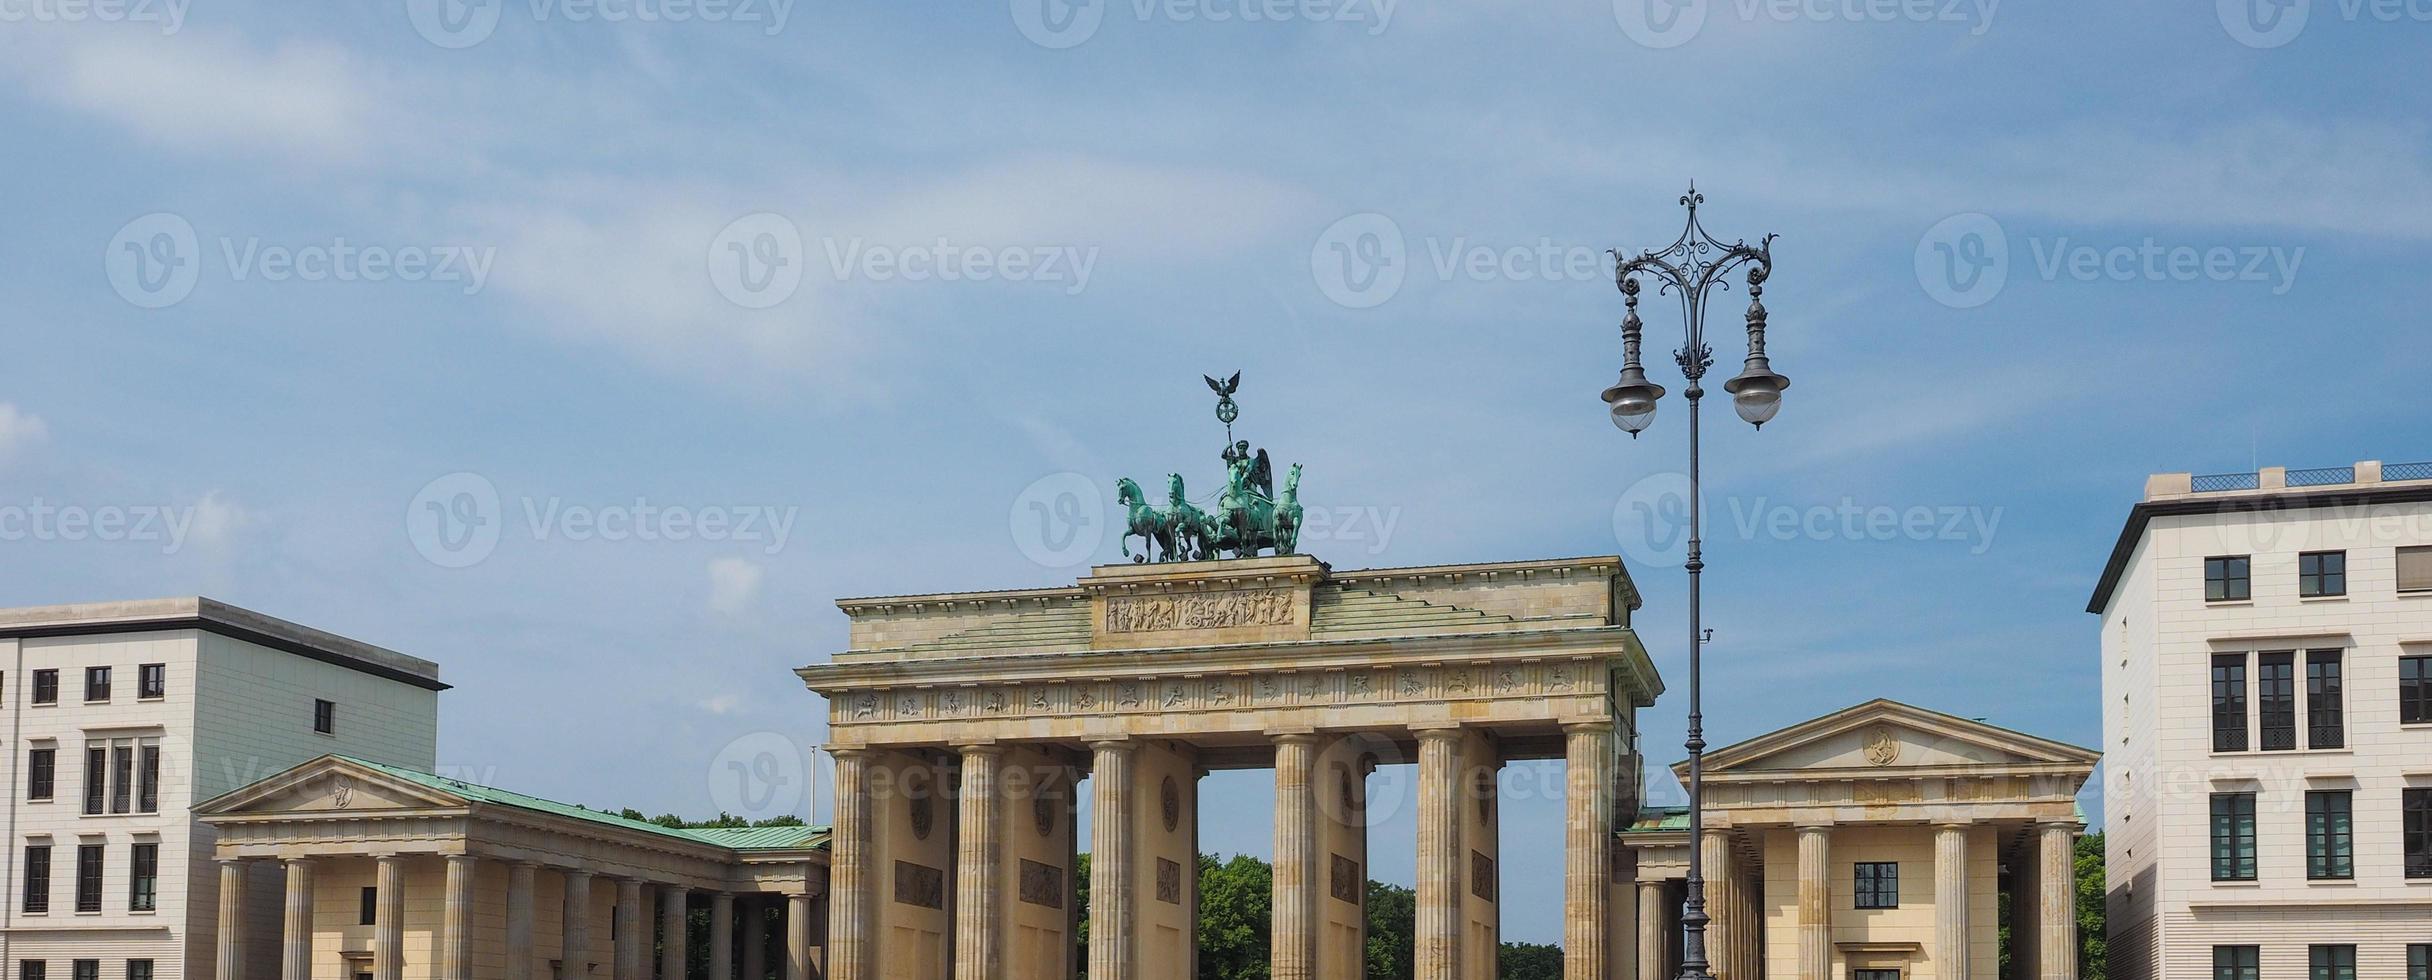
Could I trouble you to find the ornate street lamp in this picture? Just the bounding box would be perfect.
[1600,184,1782,980]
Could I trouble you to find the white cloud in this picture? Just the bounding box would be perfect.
[184,490,254,554]
[707,557,764,616]
[22,32,372,164]
[0,404,50,464]
[696,694,743,715]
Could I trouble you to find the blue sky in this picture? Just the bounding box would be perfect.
[4,0,2430,943]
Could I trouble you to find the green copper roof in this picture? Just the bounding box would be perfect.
[1620,805,1690,835]
[338,757,829,852]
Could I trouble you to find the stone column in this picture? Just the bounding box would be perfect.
[787,893,816,980]
[215,859,247,980]
[1637,880,1669,980]
[618,879,648,980]
[2037,823,2076,980]
[444,855,479,980]
[1087,739,1137,980]
[660,887,690,980]
[282,858,316,980]
[742,897,767,980]
[564,870,597,980]
[1795,827,1830,980]
[1562,722,1615,980]
[1699,833,1734,980]
[827,749,872,980]
[1269,732,1319,980]
[953,745,1005,980]
[1415,727,1464,980]
[375,855,407,980]
[709,892,737,980]
[1934,824,1970,980]
[508,863,539,980]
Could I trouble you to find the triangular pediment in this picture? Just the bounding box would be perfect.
[1679,700,2099,778]
[195,755,470,816]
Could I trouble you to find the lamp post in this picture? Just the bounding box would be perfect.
[1599,184,1784,980]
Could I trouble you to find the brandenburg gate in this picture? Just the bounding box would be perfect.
[798,552,1662,980]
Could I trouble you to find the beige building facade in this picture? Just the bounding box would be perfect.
[1622,701,2096,980]
[2091,462,2432,980]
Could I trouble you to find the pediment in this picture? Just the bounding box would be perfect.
[1681,700,2098,778]
[196,756,469,816]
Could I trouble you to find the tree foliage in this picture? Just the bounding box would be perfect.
[2076,832,2106,980]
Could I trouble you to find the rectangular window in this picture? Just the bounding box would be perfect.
[2213,946,2259,980]
[2211,792,2257,881]
[16,966,39,980]
[2298,550,2346,597]
[81,747,104,816]
[1854,972,1900,980]
[137,744,159,814]
[81,667,108,703]
[31,670,57,706]
[2207,555,2251,601]
[129,843,157,912]
[27,748,54,801]
[108,746,132,815]
[2408,788,2432,879]
[2404,656,2432,725]
[73,845,101,913]
[315,699,336,736]
[2306,650,2344,749]
[2409,944,2428,980]
[2305,790,2353,880]
[124,963,151,980]
[136,664,164,699]
[67,964,92,980]
[2212,654,2249,752]
[23,845,51,913]
[1853,862,1899,909]
[360,886,377,926]
[2258,652,2297,751]
[2402,545,2432,593]
[2309,945,2356,980]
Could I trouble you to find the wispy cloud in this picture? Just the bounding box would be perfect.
[0,404,50,465]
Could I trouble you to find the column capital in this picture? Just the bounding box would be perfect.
[1933,821,1975,832]
[956,741,1004,755]
[2035,819,2080,833]
[1412,724,1465,742]
[1087,737,1136,753]
[443,853,478,866]
[1267,728,1320,745]
[1796,823,1835,837]
[1561,719,1616,735]
[830,745,873,759]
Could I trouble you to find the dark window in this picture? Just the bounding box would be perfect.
[2310,945,2356,980]
[136,664,164,699]
[129,843,157,912]
[2212,654,2249,752]
[2214,946,2259,980]
[2257,652,2297,751]
[18,963,42,980]
[2409,944,2428,980]
[2306,651,2344,749]
[73,845,101,913]
[2402,546,2432,593]
[2211,792,2257,881]
[31,670,57,706]
[108,746,132,815]
[2404,656,2432,725]
[27,748,54,801]
[137,745,158,814]
[2299,551,2346,597]
[1853,862,1899,909]
[2305,790,2353,880]
[125,963,151,980]
[67,965,91,980]
[2206,555,2251,601]
[23,845,51,913]
[315,699,336,736]
[81,667,108,703]
[1854,972,1900,980]
[81,747,104,816]
[2407,788,2432,879]
[360,886,377,926]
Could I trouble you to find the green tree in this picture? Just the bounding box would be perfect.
[2076,832,2106,980]
[1497,941,1563,980]
[1197,854,1274,980]
[1363,880,1413,980]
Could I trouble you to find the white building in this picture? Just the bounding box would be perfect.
[0,599,444,980]
[2090,461,2432,980]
